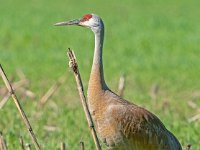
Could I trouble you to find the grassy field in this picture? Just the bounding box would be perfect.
[0,0,200,149]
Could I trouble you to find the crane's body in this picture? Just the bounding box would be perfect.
[88,89,181,150]
[55,14,182,150]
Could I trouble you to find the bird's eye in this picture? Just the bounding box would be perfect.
[81,14,92,22]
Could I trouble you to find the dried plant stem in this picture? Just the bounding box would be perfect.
[67,49,101,150]
[40,75,66,105]
[80,141,84,150]
[20,88,36,99]
[187,100,198,109]
[150,83,159,101]
[16,69,26,80]
[188,113,200,122]
[0,79,28,96]
[26,144,31,150]
[0,132,7,150]
[185,144,191,150]
[0,94,10,109]
[60,142,66,150]
[0,64,40,150]
[118,74,125,97]
[13,79,29,89]
[20,136,25,150]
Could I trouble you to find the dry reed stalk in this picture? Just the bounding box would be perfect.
[0,64,40,150]
[16,69,26,80]
[16,69,35,99]
[80,141,84,150]
[0,87,7,95]
[185,144,191,150]
[0,94,10,109]
[187,100,197,109]
[0,74,33,100]
[23,89,36,99]
[0,78,34,106]
[25,144,31,150]
[20,136,25,150]
[17,87,36,99]
[13,79,29,89]
[39,75,66,105]
[0,78,28,96]
[188,113,200,122]
[60,142,66,150]
[1,78,29,96]
[0,132,7,150]
[44,125,59,132]
[150,83,159,101]
[67,49,101,150]
[118,74,125,97]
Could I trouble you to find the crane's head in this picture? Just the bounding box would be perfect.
[54,14,104,33]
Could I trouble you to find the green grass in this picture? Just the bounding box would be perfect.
[0,0,200,149]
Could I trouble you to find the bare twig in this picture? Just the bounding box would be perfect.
[0,87,7,95]
[16,69,26,80]
[0,94,10,109]
[20,136,25,150]
[40,75,66,105]
[188,113,200,122]
[23,89,36,99]
[16,87,36,99]
[0,77,33,101]
[191,91,200,100]
[0,79,34,108]
[0,79,28,96]
[0,64,40,150]
[150,83,159,101]
[185,144,191,150]
[80,141,84,150]
[12,79,29,90]
[15,70,35,99]
[67,49,101,150]
[60,142,66,150]
[188,100,197,109]
[0,132,7,150]
[44,125,59,132]
[118,74,125,97]
[25,144,31,150]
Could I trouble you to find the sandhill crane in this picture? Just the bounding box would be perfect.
[55,14,182,150]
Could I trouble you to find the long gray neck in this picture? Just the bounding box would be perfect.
[88,25,108,90]
[93,29,104,66]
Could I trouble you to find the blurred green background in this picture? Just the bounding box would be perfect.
[0,0,200,149]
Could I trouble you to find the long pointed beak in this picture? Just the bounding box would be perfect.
[54,19,80,26]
